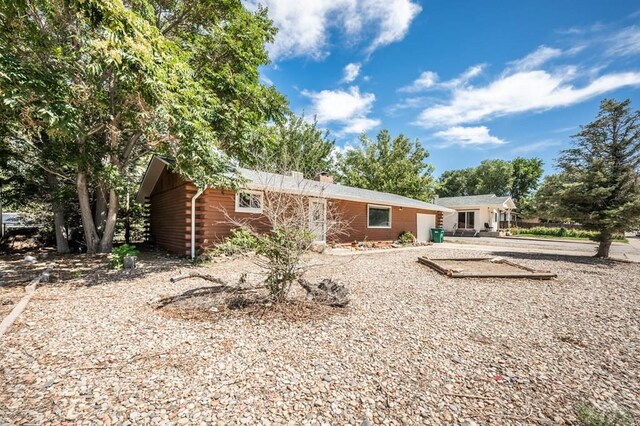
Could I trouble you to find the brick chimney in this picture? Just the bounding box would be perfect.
[287,171,304,181]
[315,171,334,184]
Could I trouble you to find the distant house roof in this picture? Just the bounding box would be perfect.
[435,194,516,209]
[136,156,454,213]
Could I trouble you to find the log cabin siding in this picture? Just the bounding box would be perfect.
[149,171,191,255]
[196,188,271,250]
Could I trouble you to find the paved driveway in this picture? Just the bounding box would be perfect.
[438,235,640,262]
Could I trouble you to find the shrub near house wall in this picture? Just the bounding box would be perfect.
[510,227,626,241]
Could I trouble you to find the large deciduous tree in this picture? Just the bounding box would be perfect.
[436,157,542,202]
[240,113,335,178]
[336,130,435,201]
[0,0,287,253]
[510,157,544,203]
[539,99,640,258]
[436,169,473,197]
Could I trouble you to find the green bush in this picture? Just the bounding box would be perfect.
[109,244,139,270]
[255,226,316,301]
[510,227,625,241]
[575,402,632,426]
[397,231,416,246]
[209,228,259,257]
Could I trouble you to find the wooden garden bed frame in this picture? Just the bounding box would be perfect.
[417,256,557,279]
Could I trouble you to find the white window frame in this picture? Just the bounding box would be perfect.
[367,204,392,229]
[235,190,263,213]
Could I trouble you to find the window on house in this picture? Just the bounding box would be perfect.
[368,205,391,228]
[457,211,475,229]
[235,191,263,213]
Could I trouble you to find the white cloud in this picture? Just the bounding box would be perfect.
[398,64,485,94]
[439,64,486,89]
[434,126,506,147]
[416,68,640,127]
[342,63,361,83]
[399,71,439,92]
[506,45,563,72]
[245,0,421,60]
[606,26,640,57]
[302,86,381,134]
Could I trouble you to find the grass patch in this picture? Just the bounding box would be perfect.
[510,227,627,243]
[575,402,632,426]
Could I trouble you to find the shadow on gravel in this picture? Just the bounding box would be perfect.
[0,249,187,289]
[489,251,617,267]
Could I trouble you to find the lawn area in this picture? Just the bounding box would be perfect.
[509,233,629,243]
[1,248,639,424]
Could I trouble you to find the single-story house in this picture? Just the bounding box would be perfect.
[434,194,516,235]
[136,156,453,256]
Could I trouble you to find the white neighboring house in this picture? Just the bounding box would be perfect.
[434,194,516,234]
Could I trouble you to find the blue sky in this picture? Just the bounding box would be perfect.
[249,0,640,177]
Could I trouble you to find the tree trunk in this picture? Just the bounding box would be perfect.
[46,173,70,254]
[77,172,100,254]
[94,184,107,238]
[595,231,612,258]
[98,188,118,253]
[124,192,131,244]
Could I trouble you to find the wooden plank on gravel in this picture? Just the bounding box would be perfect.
[0,270,48,338]
[417,256,557,280]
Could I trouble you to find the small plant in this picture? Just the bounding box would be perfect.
[398,231,416,246]
[575,402,632,426]
[254,226,316,302]
[209,228,259,257]
[109,244,139,270]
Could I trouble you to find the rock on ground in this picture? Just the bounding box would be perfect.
[0,248,638,424]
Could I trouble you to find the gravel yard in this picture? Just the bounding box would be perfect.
[1,247,639,425]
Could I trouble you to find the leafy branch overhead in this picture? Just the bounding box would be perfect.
[0,0,288,253]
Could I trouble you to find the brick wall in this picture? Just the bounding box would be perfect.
[149,168,447,254]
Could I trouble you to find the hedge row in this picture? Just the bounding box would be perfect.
[510,226,626,241]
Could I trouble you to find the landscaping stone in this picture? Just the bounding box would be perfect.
[0,248,638,424]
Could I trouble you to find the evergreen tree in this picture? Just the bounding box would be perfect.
[542,99,640,258]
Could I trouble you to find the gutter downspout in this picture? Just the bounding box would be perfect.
[191,189,204,260]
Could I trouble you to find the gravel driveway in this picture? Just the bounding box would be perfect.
[1,248,638,425]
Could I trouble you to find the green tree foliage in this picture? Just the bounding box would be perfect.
[473,159,514,196]
[436,169,473,197]
[336,130,435,201]
[536,99,640,258]
[511,157,544,202]
[241,113,335,178]
[436,157,543,202]
[0,0,287,253]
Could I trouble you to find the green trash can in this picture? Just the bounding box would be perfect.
[431,227,444,243]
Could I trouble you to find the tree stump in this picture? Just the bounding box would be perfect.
[123,256,137,271]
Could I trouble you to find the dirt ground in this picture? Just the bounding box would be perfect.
[0,247,638,425]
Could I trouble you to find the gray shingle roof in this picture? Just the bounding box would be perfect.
[239,168,453,212]
[435,194,514,208]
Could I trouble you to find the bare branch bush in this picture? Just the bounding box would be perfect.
[221,150,350,303]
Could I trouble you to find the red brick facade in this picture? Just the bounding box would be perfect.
[149,168,444,255]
